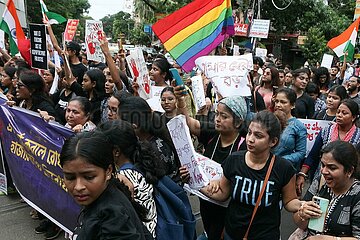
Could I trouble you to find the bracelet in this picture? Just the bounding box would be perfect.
[297,172,308,179]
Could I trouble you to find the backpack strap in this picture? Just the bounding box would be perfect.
[243,154,275,239]
[237,137,245,151]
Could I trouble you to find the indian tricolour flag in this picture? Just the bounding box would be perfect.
[327,18,360,62]
[40,0,66,25]
[0,0,26,56]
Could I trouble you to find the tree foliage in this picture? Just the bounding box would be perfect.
[26,0,91,41]
[101,12,135,41]
[300,27,328,65]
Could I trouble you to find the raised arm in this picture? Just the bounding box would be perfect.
[100,32,123,91]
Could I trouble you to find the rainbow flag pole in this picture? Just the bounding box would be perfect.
[152,0,234,72]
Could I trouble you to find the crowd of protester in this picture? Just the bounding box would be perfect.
[1,23,360,240]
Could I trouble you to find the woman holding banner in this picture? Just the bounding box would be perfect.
[175,90,248,240]
[297,99,360,195]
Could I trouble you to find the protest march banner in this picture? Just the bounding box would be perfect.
[146,85,165,113]
[190,75,206,112]
[0,96,79,234]
[126,47,151,99]
[0,141,6,194]
[29,24,48,70]
[195,55,252,97]
[298,119,331,156]
[64,19,79,42]
[249,19,271,39]
[85,20,105,62]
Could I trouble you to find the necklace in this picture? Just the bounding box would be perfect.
[210,133,239,160]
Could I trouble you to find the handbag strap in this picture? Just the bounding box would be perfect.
[243,155,275,239]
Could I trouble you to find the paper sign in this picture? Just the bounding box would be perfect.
[321,54,334,69]
[30,24,48,70]
[146,86,165,113]
[233,45,240,56]
[299,119,331,156]
[255,48,267,58]
[126,47,151,99]
[64,19,79,42]
[0,30,5,49]
[85,20,105,62]
[191,75,206,112]
[167,115,209,189]
[195,55,252,97]
[249,19,270,38]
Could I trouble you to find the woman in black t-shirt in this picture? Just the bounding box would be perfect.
[202,111,302,239]
[176,94,248,240]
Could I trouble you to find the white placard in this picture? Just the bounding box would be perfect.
[299,119,331,156]
[255,47,267,58]
[85,20,105,62]
[195,55,252,97]
[233,45,240,56]
[126,47,151,99]
[167,115,209,189]
[249,19,271,38]
[146,86,165,112]
[0,30,5,49]
[190,75,206,112]
[321,54,334,69]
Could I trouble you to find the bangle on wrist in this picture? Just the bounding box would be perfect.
[297,172,308,179]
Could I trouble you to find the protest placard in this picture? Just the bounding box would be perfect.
[299,119,331,156]
[249,19,271,38]
[321,54,334,69]
[0,30,5,49]
[29,24,48,70]
[233,45,240,56]
[146,86,165,112]
[126,47,151,99]
[0,95,79,233]
[255,47,267,58]
[191,75,206,112]
[85,20,105,62]
[167,115,209,189]
[234,23,248,37]
[64,19,79,42]
[195,55,252,97]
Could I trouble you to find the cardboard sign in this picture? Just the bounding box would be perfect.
[126,47,151,99]
[299,119,331,156]
[85,20,105,62]
[233,45,240,56]
[195,55,252,97]
[64,19,79,42]
[255,48,267,58]
[191,75,206,112]
[249,19,270,38]
[29,24,48,70]
[167,115,209,189]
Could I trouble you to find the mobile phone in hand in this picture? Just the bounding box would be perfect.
[170,68,184,86]
[308,196,329,232]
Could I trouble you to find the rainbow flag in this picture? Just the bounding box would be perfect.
[152,0,234,72]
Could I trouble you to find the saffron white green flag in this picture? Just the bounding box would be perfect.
[40,0,66,25]
[327,18,360,62]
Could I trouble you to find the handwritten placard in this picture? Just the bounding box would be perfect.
[190,75,206,112]
[64,19,79,42]
[167,115,209,189]
[85,20,105,62]
[299,119,331,156]
[195,55,252,97]
[145,86,165,112]
[126,47,151,99]
[255,47,267,58]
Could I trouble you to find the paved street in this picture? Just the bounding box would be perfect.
[0,192,298,240]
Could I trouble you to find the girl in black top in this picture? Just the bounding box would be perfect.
[292,68,315,119]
